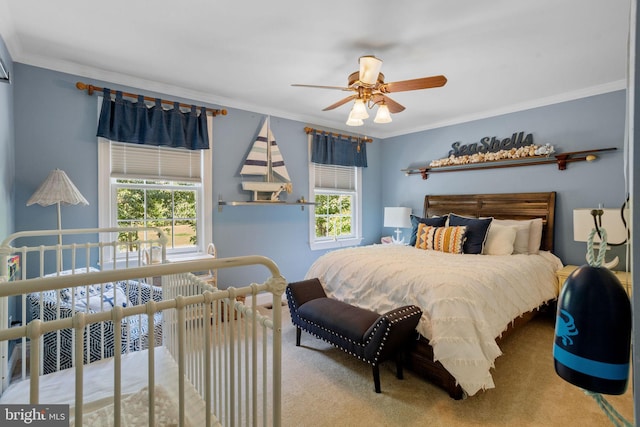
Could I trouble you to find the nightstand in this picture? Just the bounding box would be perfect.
[556,265,632,296]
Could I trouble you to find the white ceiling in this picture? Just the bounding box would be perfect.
[0,0,632,139]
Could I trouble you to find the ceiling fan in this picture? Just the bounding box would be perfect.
[292,55,447,125]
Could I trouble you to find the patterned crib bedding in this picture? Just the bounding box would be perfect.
[27,279,163,374]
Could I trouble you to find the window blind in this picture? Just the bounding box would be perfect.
[314,163,355,190]
[110,142,202,182]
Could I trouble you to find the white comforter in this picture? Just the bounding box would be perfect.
[305,245,562,396]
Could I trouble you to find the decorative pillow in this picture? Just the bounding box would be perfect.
[528,218,544,254]
[448,213,493,254]
[415,224,466,254]
[65,283,128,312]
[409,214,448,247]
[491,219,530,254]
[483,223,518,255]
[492,218,544,254]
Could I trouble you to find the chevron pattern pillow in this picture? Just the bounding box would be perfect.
[415,224,467,254]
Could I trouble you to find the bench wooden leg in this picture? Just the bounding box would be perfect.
[296,327,301,346]
[372,365,381,393]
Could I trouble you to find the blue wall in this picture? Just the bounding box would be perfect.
[9,63,628,284]
[381,91,628,268]
[0,37,14,239]
[10,63,383,286]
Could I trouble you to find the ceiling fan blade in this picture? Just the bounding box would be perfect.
[382,75,447,93]
[372,94,405,113]
[291,83,352,91]
[322,95,358,111]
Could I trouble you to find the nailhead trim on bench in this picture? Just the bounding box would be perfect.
[286,285,421,365]
[299,305,421,365]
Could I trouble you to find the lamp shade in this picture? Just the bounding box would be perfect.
[350,98,369,120]
[359,55,383,86]
[27,169,89,207]
[345,111,364,127]
[384,207,412,228]
[573,208,628,244]
[374,104,392,124]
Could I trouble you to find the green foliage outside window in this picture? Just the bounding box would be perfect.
[116,180,197,251]
[314,194,353,238]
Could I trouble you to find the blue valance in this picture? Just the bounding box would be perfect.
[97,88,209,150]
[311,132,367,167]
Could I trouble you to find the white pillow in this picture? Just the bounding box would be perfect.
[483,223,517,255]
[492,219,530,254]
[528,218,543,254]
[68,283,128,312]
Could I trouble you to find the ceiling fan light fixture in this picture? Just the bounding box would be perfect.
[346,111,364,126]
[374,103,392,124]
[359,55,383,86]
[350,98,369,119]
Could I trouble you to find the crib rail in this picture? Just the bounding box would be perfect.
[0,227,169,394]
[0,226,169,279]
[0,256,284,427]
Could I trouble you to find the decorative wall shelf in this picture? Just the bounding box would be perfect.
[217,196,315,212]
[402,147,616,180]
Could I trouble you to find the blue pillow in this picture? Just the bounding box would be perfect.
[409,214,448,246]
[448,214,493,254]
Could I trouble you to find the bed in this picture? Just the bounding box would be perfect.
[0,227,284,426]
[305,192,562,399]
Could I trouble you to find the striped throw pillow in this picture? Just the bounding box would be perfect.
[415,224,467,254]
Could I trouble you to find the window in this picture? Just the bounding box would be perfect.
[308,162,362,250]
[99,141,212,259]
[114,178,198,252]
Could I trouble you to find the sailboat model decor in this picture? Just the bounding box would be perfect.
[241,117,293,201]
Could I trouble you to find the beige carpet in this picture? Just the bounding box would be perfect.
[273,306,634,427]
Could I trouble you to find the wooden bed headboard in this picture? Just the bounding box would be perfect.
[423,192,556,252]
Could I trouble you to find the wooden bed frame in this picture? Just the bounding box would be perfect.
[405,192,557,399]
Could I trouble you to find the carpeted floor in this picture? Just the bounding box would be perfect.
[273,306,634,427]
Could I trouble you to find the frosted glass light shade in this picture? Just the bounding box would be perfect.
[345,111,364,126]
[350,99,369,119]
[359,56,383,85]
[374,104,392,123]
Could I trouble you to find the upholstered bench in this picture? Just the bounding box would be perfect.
[286,278,422,393]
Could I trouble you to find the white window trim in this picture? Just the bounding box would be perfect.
[307,136,362,251]
[97,97,213,262]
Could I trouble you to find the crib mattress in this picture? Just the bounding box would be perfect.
[0,346,207,426]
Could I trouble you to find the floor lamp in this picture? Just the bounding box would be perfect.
[26,169,89,269]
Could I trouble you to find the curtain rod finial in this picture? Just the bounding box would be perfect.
[75,81,94,95]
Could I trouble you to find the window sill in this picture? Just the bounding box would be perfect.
[310,237,363,251]
[166,252,214,262]
[102,252,212,270]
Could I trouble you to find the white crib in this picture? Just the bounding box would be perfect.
[0,228,283,426]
